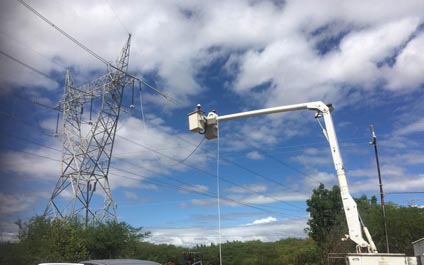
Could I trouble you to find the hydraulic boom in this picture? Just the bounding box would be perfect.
[188,101,378,253]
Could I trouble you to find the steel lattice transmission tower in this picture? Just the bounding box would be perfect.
[45,35,132,225]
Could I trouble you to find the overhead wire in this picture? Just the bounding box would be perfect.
[112,155,302,213]
[119,95,365,155]
[169,137,206,166]
[219,136,369,158]
[6,91,347,214]
[16,0,109,66]
[10,0,350,216]
[16,0,178,105]
[0,30,67,70]
[2,130,304,217]
[109,166,291,215]
[161,129,309,209]
[5,147,61,163]
[115,134,306,212]
[0,136,303,217]
[0,93,62,137]
[114,105,307,211]
[0,49,58,83]
[0,131,60,153]
[103,0,131,34]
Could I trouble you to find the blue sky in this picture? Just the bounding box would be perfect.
[1,0,424,247]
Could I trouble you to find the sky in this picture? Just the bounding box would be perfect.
[0,0,424,248]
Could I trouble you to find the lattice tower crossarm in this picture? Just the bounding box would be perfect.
[44,35,132,225]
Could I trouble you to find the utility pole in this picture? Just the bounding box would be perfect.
[44,35,132,225]
[369,125,390,253]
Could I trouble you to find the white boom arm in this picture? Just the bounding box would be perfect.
[188,101,377,253]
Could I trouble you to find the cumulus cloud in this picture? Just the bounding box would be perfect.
[245,216,277,226]
[180,184,209,194]
[113,116,211,173]
[190,191,308,209]
[146,217,307,247]
[1,0,424,247]
[246,151,264,160]
[0,192,48,215]
[1,0,423,109]
[384,33,424,91]
[0,221,19,242]
[0,145,61,181]
[226,184,268,194]
[395,117,424,136]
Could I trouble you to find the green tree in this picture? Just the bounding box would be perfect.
[84,221,150,259]
[357,198,424,255]
[305,183,344,244]
[306,184,359,264]
[15,216,89,265]
[5,216,150,265]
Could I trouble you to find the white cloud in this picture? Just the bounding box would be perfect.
[384,33,424,91]
[108,117,212,189]
[349,173,424,195]
[190,191,308,209]
[180,184,209,194]
[0,146,61,181]
[291,153,331,166]
[382,152,424,166]
[124,191,139,200]
[1,0,424,245]
[246,151,264,160]
[303,171,336,190]
[395,117,424,136]
[1,0,423,109]
[0,221,19,242]
[0,192,45,215]
[145,217,307,247]
[245,216,276,226]
[226,184,267,194]
[233,16,422,107]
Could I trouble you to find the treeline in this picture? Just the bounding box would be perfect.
[306,184,424,264]
[0,217,149,265]
[1,184,423,265]
[134,238,320,265]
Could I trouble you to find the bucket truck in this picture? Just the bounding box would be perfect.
[188,101,417,265]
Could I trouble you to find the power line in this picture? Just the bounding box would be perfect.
[16,0,178,104]
[115,134,306,211]
[5,147,61,162]
[0,131,60,152]
[0,49,57,83]
[109,166,302,216]
[4,96,351,213]
[2,143,293,216]
[112,132,302,213]
[111,111,308,210]
[103,0,131,34]
[16,0,109,66]
[113,154,302,213]
[0,30,67,70]
[219,136,369,158]
[170,137,206,166]
[385,191,424,195]
[29,105,302,214]
[2,131,303,216]
[170,131,312,203]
